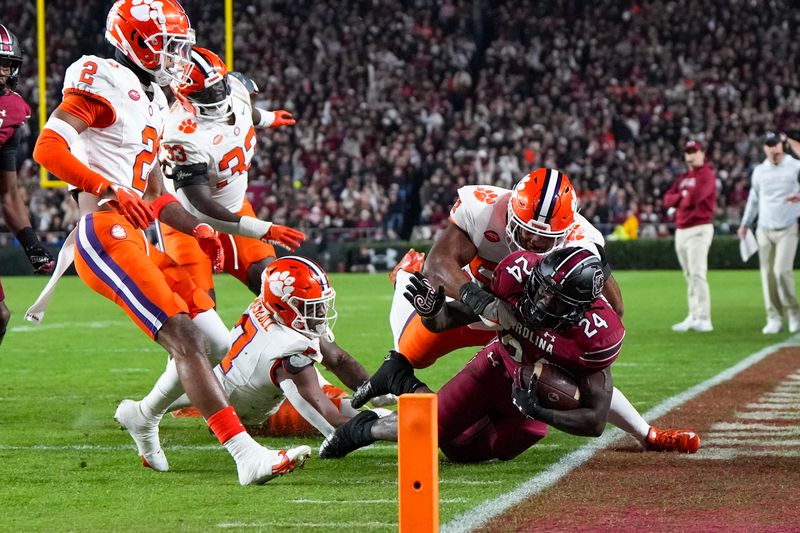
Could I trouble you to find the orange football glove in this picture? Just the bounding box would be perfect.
[193,223,224,273]
[262,224,306,252]
[109,184,154,230]
[270,110,296,128]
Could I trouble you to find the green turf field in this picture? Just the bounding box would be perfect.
[0,270,789,531]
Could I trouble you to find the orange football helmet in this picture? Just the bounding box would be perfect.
[174,47,232,119]
[506,168,577,253]
[260,256,337,338]
[105,0,195,86]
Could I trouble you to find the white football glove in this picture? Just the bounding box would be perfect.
[370,394,398,407]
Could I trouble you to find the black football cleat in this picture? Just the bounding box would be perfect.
[319,410,379,459]
[351,350,424,409]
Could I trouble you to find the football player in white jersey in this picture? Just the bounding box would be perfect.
[167,256,385,438]
[154,47,396,430]
[380,168,699,453]
[158,47,304,299]
[32,0,310,485]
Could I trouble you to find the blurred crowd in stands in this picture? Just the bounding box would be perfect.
[1,0,799,247]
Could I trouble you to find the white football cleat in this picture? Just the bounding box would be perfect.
[789,313,800,334]
[692,319,713,332]
[237,445,311,486]
[671,316,695,332]
[762,319,782,334]
[114,399,169,472]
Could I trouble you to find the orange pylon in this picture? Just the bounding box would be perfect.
[398,393,438,532]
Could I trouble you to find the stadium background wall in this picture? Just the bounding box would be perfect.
[0,238,766,275]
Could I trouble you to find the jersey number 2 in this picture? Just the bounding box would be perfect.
[132,126,159,192]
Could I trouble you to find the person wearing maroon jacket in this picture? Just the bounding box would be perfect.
[318,248,700,461]
[0,23,55,345]
[664,140,717,333]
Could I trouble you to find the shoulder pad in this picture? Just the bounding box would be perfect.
[63,56,119,102]
[229,71,259,96]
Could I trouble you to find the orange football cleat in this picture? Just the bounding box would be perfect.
[645,427,701,453]
[389,249,426,285]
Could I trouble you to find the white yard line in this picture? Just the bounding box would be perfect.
[441,334,800,533]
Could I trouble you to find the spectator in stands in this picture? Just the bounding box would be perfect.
[665,140,717,333]
[740,132,800,334]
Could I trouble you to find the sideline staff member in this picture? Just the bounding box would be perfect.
[664,140,716,332]
[739,132,800,334]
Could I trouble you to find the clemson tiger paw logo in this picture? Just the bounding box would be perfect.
[269,270,296,299]
[130,0,165,22]
[178,119,197,133]
[473,187,498,204]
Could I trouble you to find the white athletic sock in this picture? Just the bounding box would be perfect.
[339,399,359,418]
[192,309,231,365]
[607,387,651,442]
[223,431,264,463]
[140,358,184,419]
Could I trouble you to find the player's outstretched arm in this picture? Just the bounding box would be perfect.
[319,338,371,391]
[1,130,55,273]
[402,271,479,331]
[513,367,613,438]
[276,363,349,437]
[172,177,305,252]
[422,221,479,298]
[603,274,624,317]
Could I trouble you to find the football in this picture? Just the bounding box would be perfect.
[519,361,581,410]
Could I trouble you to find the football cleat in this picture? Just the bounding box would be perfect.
[389,249,426,285]
[114,400,169,471]
[319,410,379,459]
[645,427,701,453]
[237,445,312,486]
[351,350,424,409]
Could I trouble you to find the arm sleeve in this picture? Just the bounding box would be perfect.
[0,127,22,172]
[740,172,759,227]
[662,179,682,208]
[278,379,336,438]
[33,126,111,195]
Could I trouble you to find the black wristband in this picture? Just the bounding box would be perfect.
[15,227,41,250]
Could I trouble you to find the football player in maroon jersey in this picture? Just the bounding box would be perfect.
[0,23,55,343]
[320,247,694,461]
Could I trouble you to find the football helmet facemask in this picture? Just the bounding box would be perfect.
[506,168,577,254]
[0,24,23,92]
[105,0,195,86]
[260,256,337,339]
[518,247,604,330]
[174,47,232,120]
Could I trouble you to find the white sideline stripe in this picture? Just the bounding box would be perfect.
[711,422,791,431]
[745,403,800,409]
[441,334,800,533]
[704,429,800,438]
[736,412,800,420]
[703,438,800,447]
[0,443,400,452]
[687,448,800,460]
[219,521,397,529]
[11,320,129,332]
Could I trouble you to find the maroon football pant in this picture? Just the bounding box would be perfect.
[437,343,548,462]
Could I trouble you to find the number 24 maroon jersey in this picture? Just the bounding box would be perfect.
[489,250,625,377]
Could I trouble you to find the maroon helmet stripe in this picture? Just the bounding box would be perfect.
[0,25,9,45]
[551,248,592,284]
